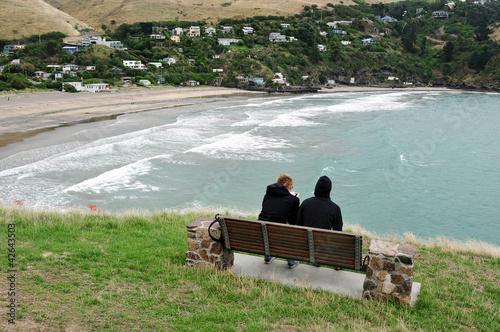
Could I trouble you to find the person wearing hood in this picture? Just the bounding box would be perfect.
[258,174,300,268]
[297,175,343,231]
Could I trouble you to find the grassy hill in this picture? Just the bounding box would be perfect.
[1,0,401,40]
[1,207,499,331]
[0,0,92,40]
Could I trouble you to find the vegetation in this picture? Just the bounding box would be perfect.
[1,1,499,92]
[1,206,499,331]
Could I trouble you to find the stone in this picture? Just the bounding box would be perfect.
[397,243,417,257]
[366,266,373,278]
[363,280,377,291]
[379,283,396,294]
[394,294,412,306]
[397,266,414,276]
[210,242,222,254]
[196,227,210,240]
[187,239,200,252]
[383,262,396,271]
[186,251,201,260]
[371,256,382,270]
[391,274,405,284]
[201,239,212,249]
[376,270,388,281]
[402,277,413,295]
[397,254,413,265]
[199,249,209,261]
[369,240,398,257]
[187,232,195,238]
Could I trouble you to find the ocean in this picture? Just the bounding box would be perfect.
[1,90,499,245]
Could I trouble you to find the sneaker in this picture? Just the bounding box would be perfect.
[264,256,275,264]
[288,261,299,269]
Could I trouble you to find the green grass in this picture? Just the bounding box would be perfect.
[1,207,499,331]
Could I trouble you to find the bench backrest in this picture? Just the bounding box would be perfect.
[217,215,363,270]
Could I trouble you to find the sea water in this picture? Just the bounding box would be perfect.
[0,91,499,245]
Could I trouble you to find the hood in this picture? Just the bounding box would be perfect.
[266,183,291,197]
[314,176,332,199]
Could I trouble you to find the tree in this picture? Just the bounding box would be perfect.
[443,41,454,62]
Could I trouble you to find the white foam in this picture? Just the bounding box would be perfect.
[64,158,156,194]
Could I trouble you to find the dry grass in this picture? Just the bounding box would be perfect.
[1,0,401,40]
[344,222,500,259]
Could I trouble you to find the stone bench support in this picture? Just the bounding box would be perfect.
[362,239,417,305]
[185,217,234,270]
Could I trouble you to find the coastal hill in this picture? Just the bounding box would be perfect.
[1,0,400,40]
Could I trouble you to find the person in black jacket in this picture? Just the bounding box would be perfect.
[258,174,300,268]
[297,175,343,231]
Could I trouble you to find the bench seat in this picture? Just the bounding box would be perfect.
[216,215,364,270]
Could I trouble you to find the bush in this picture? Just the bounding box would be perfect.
[63,84,78,93]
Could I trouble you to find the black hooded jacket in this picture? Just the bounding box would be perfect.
[258,183,300,225]
[297,176,343,231]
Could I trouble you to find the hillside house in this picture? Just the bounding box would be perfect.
[172,28,184,35]
[149,62,163,68]
[317,44,327,52]
[281,23,291,29]
[272,73,286,85]
[3,45,24,55]
[331,30,348,35]
[170,36,181,43]
[432,11,449,19]
[62,46,79,55]
[162,57,177,65]
[11,59,20,66]
[62,64,79,72]
[242,27,254,35]
[188,26,201,37]
[221,26,234,34]
[150,34,166,40]
[139,79,151,85]
[341,41,352,46]
[123,60,145,70]
[205,27,217,36]
[86,66,96,71]
[269,33,287,43]
[90,37,123,50]
[34,71,50,79]
[362,38,375,45]
[217,38,240,46]
[327,21,352,28]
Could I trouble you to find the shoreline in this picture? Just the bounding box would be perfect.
[0,85,460,148]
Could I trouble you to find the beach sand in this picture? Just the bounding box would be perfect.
[0,85,450,147]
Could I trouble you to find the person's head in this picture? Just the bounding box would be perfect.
[276,173,294,191]
[314,175,332,198]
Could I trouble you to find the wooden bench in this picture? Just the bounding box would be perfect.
[212,215,365,271]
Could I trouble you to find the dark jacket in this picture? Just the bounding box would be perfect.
[297,176,343,231]
[258,183,300,225]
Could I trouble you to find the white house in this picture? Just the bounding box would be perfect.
[123,60,145,70]
[84,83,109,92]
[187,26,201,37]
[172,27,184,35]
[148,62,163,68]
[150,34,166,40]
[64,82,83,91]
[221,26,234,34]
[62,64,79,72]
[213,68,224,72]
[217,38,240,46]
[242,27,254,35]
[269,33,287,43]
[139,79,151,85]
[272,73,286,85]
[317,44,327,52]
[281,23,291,29]
[327,21,352,28]
[205,27,217,36]
[90,37,124,49]
[362,38,375,45]
[86,66,96,71]
[162,57,177,65]
[341,41,352,46]
[380,16,398,24]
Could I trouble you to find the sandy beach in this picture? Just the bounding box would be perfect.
[0,85,450,147]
